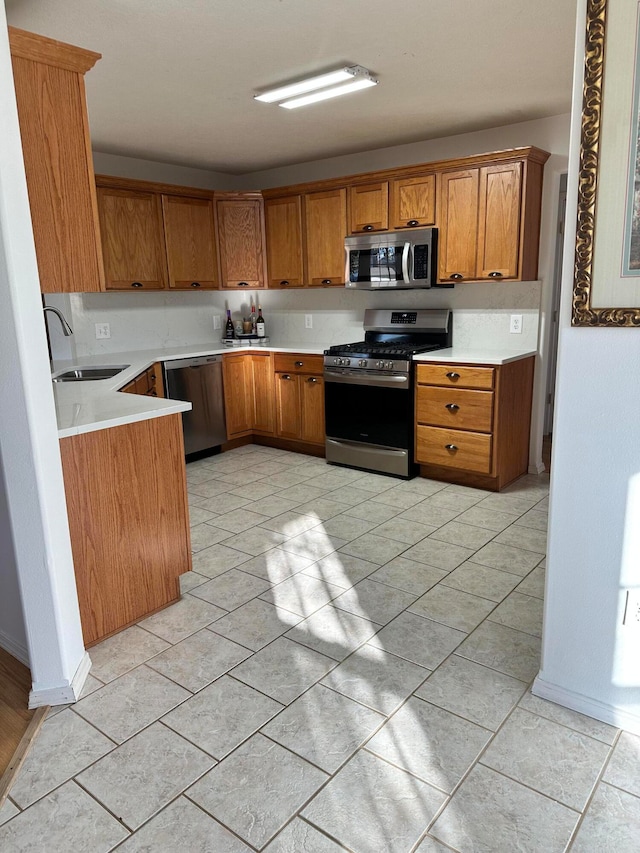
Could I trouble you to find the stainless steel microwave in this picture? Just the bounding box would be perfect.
[345,228,438,290]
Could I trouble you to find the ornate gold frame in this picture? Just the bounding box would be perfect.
[573,0,640,325]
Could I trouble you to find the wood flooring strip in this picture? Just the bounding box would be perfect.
[0,705,49,809]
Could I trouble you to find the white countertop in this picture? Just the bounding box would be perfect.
[413,347,537,365]
[52,342,326,438]
[53,341,535,438]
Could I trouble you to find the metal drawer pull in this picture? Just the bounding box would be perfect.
[131,281,143,287]
[449,273,463,281]
[445,403,459,410]
[237,282,249,287]
[190,281,201,287]
[407,219,419,227]
[282,374,291,380]
[445,444,458,451]
[294,361,304,367]
[280,280,289,286]
[322,279,332,285]
[363,225,374,231]
[488,271,503,278]
[307,377,318,383]
[446,372,460,379]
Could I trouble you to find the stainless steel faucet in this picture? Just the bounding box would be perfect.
[43,306,73,336]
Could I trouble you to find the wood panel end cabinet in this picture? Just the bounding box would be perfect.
[60,414,191,646]
[222,351,275,439]
[415,357,535,491]
[9,27,105,293]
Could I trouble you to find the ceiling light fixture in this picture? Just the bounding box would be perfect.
[254,65,377,109]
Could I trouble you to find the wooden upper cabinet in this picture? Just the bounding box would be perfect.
[9,28,104,293]
[476,162,522,280]
[438,169,480,283]
[97,187,167,290]
[348,182,389,234]
[264,195,304,288]
[304,188,347,286]
[162,195,218,289]
[216,196,267,289]
[390,174,436,229]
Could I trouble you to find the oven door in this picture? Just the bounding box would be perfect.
[324,368,414,477]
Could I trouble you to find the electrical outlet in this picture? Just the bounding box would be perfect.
[510,314,523,334]
[622,589,640,627]
[305,314,313,329]
[213,315,221,330]
[95,323,111,339]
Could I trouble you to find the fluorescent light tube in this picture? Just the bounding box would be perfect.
[255,69,355,103]
[279,77,377,109]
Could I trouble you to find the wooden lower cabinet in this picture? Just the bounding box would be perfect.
[275,359,325,446]
[222,352,275,439]
[120,362,164,397]
[415,357,534,490]
[60,414,191,645]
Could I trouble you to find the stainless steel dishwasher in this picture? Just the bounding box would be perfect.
[163,355,227,455]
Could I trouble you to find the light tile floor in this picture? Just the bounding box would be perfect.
[2,444,640,851]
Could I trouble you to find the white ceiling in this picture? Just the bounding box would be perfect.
[5,0,577,175]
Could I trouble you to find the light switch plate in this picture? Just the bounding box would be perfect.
[95,323,111,339]
[305,314,313,329]
[213,315,221,330]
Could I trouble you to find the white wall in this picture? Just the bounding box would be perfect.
[93,150,239,190]
[0,454,28,663]
[534,0,640,734]
[0,11,88,704]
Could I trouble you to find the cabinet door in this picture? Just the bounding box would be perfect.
[304,189,347,286]
[300,374,325,445]
[438,169,479,283]
[222,354,252,437]
[348,182,389,234]
[477,162,522,280]
[10,29,104,294]
[250,353,275,434]
[97,188,167,290]
[390,174,436,229]
[275,373,301,439]
[162,195,218,289]
[216,198,266,289]
[264,196,304,288]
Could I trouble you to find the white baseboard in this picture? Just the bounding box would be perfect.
[28,651,92,709]
[532,676,640,737]
[528,460,546,475]
[0,628,30,666]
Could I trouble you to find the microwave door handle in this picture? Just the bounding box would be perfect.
[402,242,411,284]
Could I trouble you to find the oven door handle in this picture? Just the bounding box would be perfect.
[324,369,410,389]
[401,241,412,284]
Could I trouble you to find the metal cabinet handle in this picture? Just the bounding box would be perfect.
[322,279,332,285]
[150,374,156,381]
[449,273,463,281]
[131,281,143,288]
[488,271,503,279]
[446,372,460,379]
[281,374,291,380]
[190,281,201,287]
[407,219,419,227]
[307,377,318,383]
[445,403,460,410]
[363,225,374,231]
[280,280,289,286]
[445,444,458,451]
[150,390,157,396]
[294,361,303,367]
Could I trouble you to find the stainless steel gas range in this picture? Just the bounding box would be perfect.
[324,308,452,478]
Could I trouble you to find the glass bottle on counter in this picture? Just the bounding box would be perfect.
[224,309,235,339]
[250,303,257,334]
[256,306,265,337]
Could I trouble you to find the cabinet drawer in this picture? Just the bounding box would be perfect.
[416,386,493,432]
[274,353,324,374]
[416,425,492,473]
[416,363,495,390]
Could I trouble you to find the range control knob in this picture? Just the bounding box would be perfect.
[385,361,394,369]
[359,359,367,367]
[375,360,384,369]
[333,357,341,366]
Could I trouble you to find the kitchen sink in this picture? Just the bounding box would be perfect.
[52,365,130,382]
